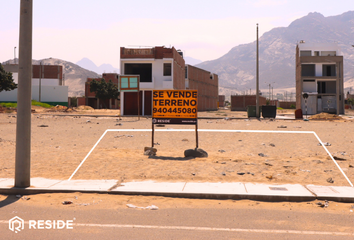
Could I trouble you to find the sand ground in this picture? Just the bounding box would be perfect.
[1,108,354,187]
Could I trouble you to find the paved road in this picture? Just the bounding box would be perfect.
[1,195,353,239]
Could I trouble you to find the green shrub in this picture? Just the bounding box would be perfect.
[31,100,53,108]
[277,107,283,110]
[290,104,296,109]
[1,101,53,108]
[0,102,17,108]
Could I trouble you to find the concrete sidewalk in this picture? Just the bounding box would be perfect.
[0,178,353,202]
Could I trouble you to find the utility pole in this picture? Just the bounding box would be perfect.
[256,23,260,118]
[14,47,16,64]
[15,0,33,188]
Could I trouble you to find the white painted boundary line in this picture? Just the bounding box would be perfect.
[68,129,353,187]
[0,221,352,236]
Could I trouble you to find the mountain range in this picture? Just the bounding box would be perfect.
[76,58,119,75]
[196,11,354,97]
[3,11,354,98]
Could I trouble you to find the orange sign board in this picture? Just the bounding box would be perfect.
[153,90,197,124]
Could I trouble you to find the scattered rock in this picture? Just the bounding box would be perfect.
[182,139,189,142]
[258,153,266,157]
[277,125,287,128]
[184,148,208,158]
[247,172,255,176]
[237,172,245,175]
[218,149,226,153]
[316,201,329,208]
[326,177,334,183]
[266,175,273,180]
[144,147,157,156]
[191,173,196,176]
[313,160,324,164]
[269,143,275,147]
[154,142,160,146]
[115,123,122,126]
[324,170,332,173]
[265,162,273,166]
[37,124,48,127]
[62,201,73,205]
[86,120,91,123]
[349,164,354,168]
[318,142,331,146]
[220,162,226,164]
[221,172,226,176]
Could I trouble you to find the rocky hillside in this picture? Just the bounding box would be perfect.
[197,11,354,96]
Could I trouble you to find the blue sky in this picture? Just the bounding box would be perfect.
[0,0,353,68]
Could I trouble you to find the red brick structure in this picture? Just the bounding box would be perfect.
[84,73,119,109]
[185,65,218,111]
[32,65,64,85]
[231,95,267,111]
[219,95,225,107]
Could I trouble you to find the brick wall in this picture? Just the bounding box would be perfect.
[32,65,63,84]
[172,47,185,90]
[231,95,267,111]
[278,101,296,109]
[219,95,225,107]
[187,65,218,111]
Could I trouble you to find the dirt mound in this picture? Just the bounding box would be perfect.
[75,105,94,110]
[308,112,343,120]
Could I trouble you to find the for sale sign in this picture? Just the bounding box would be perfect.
[152,90,197,125]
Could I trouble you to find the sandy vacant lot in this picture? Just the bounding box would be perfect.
[1,108,354,187]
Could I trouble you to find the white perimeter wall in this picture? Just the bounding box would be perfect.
[0,86,68,102]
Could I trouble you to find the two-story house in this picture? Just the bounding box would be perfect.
[119,46,185,116]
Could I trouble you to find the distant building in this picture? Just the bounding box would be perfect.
[185,65,218,111]
[0,64,68,106]
[230,95,267,111]
[295,42,344,114]
[84,73,119,109]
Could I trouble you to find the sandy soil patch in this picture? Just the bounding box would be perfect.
[0,111,354,187]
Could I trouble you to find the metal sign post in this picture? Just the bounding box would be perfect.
[151,90,198,153]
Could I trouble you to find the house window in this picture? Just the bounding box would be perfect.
[322,65,336,77]
[301,64,315,76]
[124,63,152,82]
[300,51,311,56]
[317,81,336,94]
[163,63,171,76]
